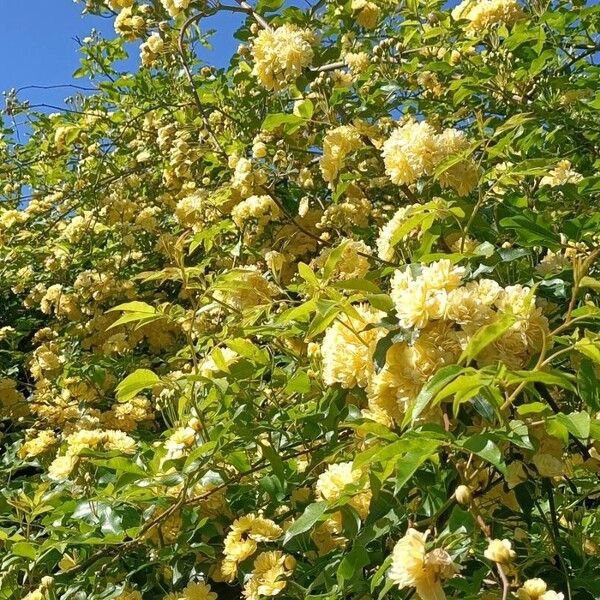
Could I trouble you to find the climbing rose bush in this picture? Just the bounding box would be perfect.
[1,0,600,599]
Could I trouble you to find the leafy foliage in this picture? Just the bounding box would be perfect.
[0,1,600,600]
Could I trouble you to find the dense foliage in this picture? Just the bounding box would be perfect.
[1,0,600,599]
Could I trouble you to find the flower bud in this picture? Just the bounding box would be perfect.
[484,539,515,563]
[454,484,472,505]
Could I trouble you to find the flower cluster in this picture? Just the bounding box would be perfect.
[251,24,315,90]
[382,120,478,195]
[1,0,597,599]
[319,125,363,184]
[452,0,525,31]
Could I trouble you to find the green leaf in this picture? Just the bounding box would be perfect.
[12,541,37,560]
[225,338,269,365]
[116,369,161,402]
[554,412,591,440]
[283,502,327,544]
[261,113,304,133]
[459,314,516,364]
[284,370,312,394]
[107,301,156,314]
[337,544,369,584]
[373,333,394,373]
[91,457,146,476]
[298,262,320,287]
[106,301,161,330]
[353,438,414,470]
[405,365,463,425]
[256,0,284,11]
[333,278,382,294]
[460,435,505,473]
[293,98,314,119]
[394,439,442,490]
[575,337,600,365]
[504,369,576,392]
[366,293,394,313]
[579,359,600,410]
[500,212,561,248]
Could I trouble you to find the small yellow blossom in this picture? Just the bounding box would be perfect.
[484,538,516,563]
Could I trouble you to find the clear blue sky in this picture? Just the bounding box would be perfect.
[0,1,243,108]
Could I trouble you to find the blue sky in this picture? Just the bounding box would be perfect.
[0,1,243,108]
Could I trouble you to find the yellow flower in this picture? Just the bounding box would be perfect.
[161,0,191,18]
[108,0,133,9]
[344,52,370,74]
[517,579,549,600]
[454,485,472,505]
[224,514,282,563]
[315,462,372,518]
[382,120,439,186]
[48,455,78,480]
[18,430,57,459]
[311,239,371,281]
[390,260,465,329]
[243,551,294,600]
[181,581,217,600]
[452,0,525,31]
[320,304,385,388]
[540,160,583,187]
[211,558,238,583]
[165,426,197,459]
[484,538,515,563]
[351,0,380,29]
[319,125,363,184]
[251,24,315,90]
[389,529,457,600]
[231,195,280,233]
[115,590,142,600]
[213,267,279,313]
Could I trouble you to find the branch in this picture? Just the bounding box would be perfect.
[177,11,226,156]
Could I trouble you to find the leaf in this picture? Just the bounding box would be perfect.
[116,369,161,402]
[337,544,369,584]
[92,457,146,476]
[353,438,413,470]
[283,502,327,545]
[366,293,394,313]
[297,262,320,287]
[261,113,304,133]
[500,212,561,248]
[284,370,311,394]
[12,541,37,560]
[107,301,156,314]
[579,276,600,291]
[225,338,269,364]
[373,333,394,373]
[277,299,317,324]
[405,365,463,425]
[395,439,442,491]
[554,412,591,440]
[504,369,576,392]
[459,314,516,364]
[322,240,349,280]
[256,0,284,11]
[332,278,382,294]
[575,337,600,365]
[293,98,314,119]
[106,301,161,330]
[578,359,600,410]
[461,435,505,473]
